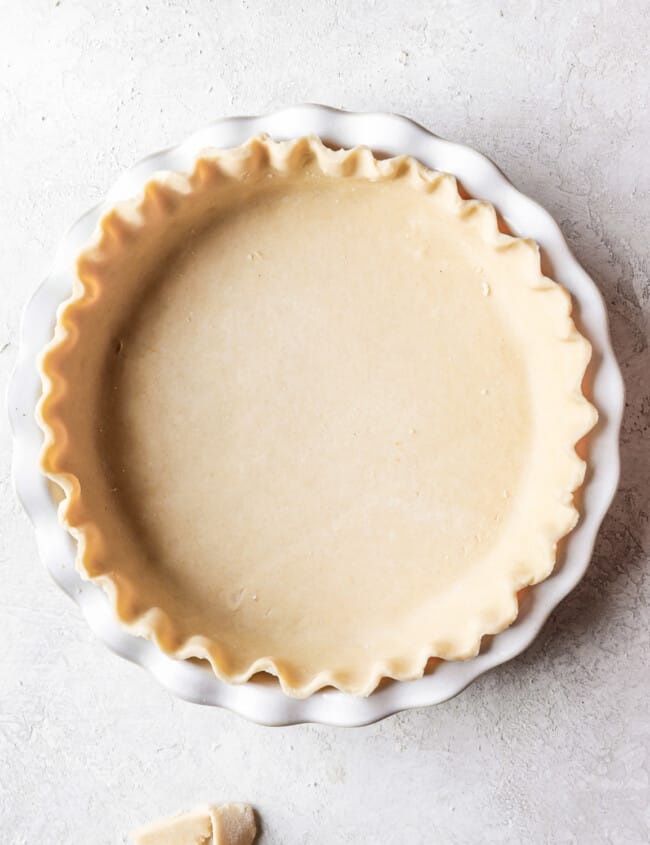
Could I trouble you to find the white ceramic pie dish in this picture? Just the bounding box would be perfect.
[8,105,623,726]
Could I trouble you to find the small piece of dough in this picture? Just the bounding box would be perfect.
[210,804,257,845]
[131,803,256,845]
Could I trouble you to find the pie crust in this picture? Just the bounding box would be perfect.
[37,135,597,698]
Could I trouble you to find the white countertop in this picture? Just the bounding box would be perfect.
[1,2,648,842]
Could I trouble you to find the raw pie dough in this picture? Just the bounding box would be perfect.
[131,803,256,845]
[38,136,597,697]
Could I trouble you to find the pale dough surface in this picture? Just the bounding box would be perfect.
[105,180,528,660]
[38,137,595,696]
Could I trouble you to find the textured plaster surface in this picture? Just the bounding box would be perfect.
[0,1,649,843]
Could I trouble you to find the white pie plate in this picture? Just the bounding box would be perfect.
[8,105,623,726]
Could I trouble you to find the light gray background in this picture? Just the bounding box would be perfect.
[1,1,648,843]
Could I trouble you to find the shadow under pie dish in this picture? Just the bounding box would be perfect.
[37,134,597,698]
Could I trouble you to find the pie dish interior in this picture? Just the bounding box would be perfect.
[37,135,597,697]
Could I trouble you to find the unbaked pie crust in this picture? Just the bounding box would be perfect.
[37,135,597,698]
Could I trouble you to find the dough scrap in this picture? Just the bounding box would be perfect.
[131,803,256,845]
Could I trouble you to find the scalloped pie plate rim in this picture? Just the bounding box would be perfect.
[8,105,623,725]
